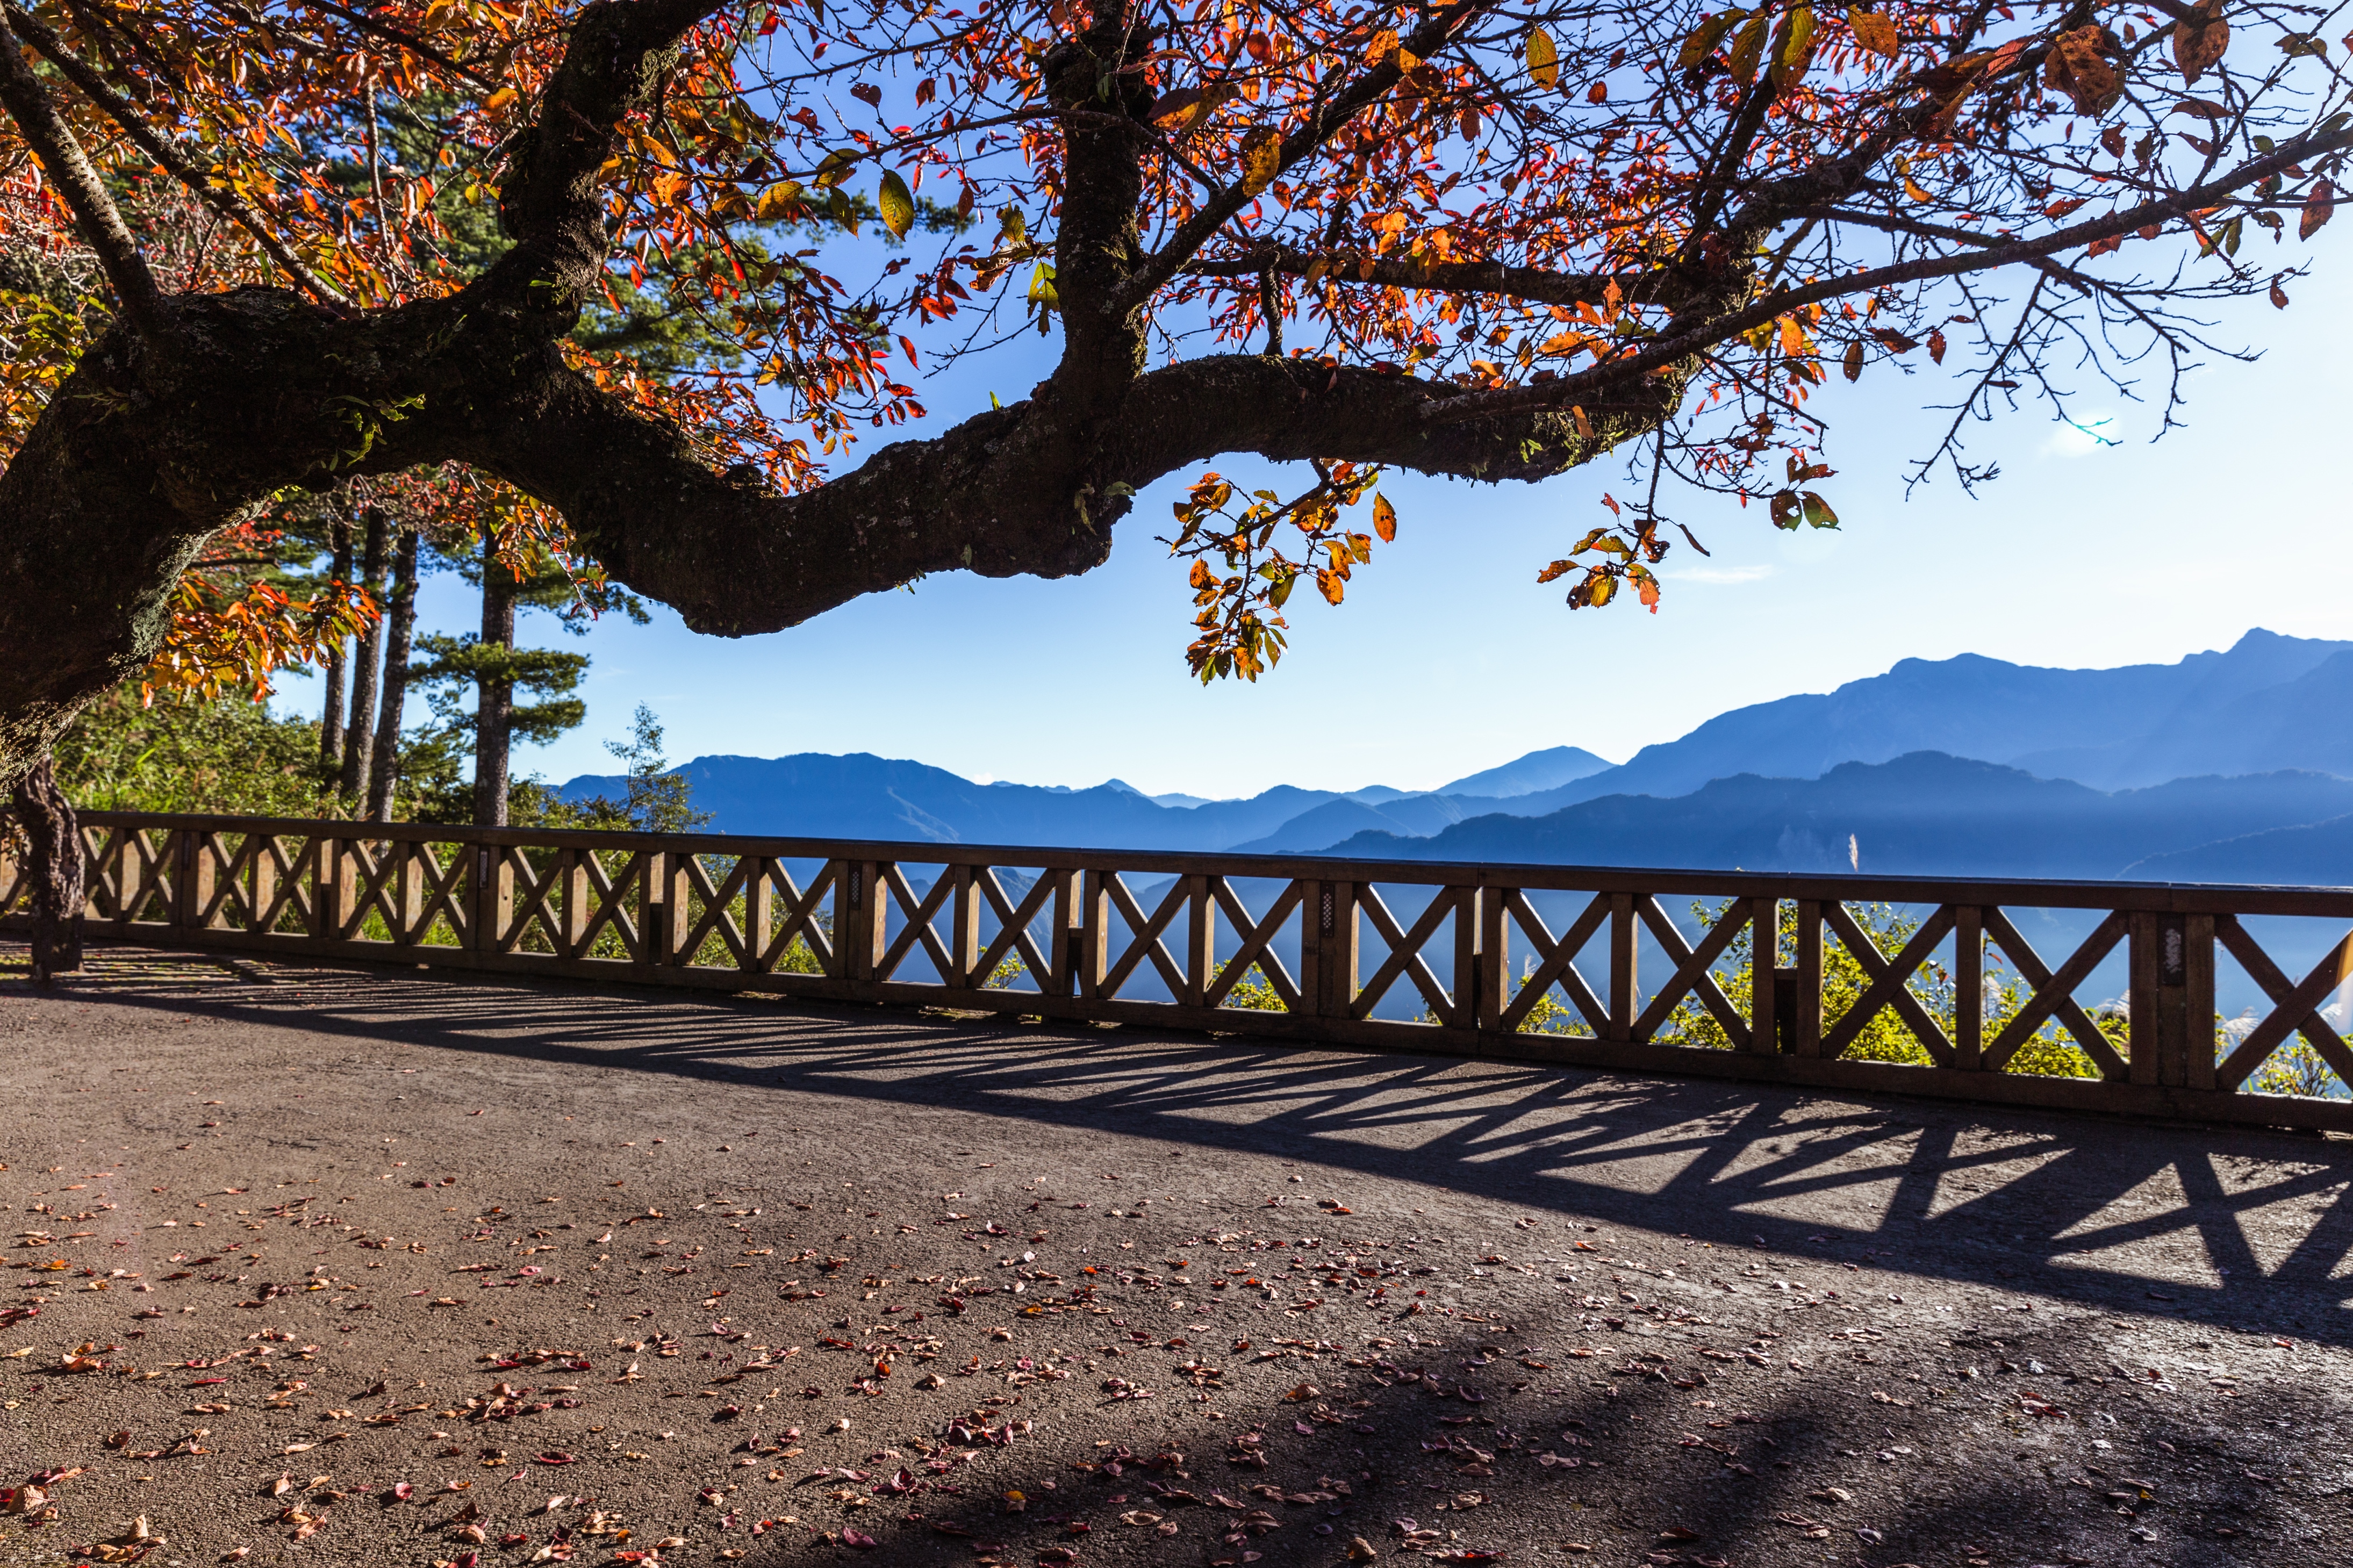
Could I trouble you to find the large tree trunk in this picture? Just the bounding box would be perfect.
[0,0,1655,794]
[365,523,419,823]
[339,505,389,805]
[9,754,83,983]
[472,534,515,828]
[318,511,351,779]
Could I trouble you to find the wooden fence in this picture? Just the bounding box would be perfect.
[5,810,2352,1131]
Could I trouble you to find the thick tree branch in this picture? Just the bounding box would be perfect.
[0,0,2333,801]
[1681,76,1780,253]
[1043,13,1154,398]
[453,351,1655,637]
[0,10,161,331]
[473,0,730,322]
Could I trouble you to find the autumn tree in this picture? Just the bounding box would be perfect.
[0,0,2343,786]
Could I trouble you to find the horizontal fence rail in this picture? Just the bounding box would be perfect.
[6,811,2353,1131]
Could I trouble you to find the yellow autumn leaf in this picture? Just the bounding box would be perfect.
[1849,10,1899,57]
[1527,28,1559,89]
[1678,13,1740,75]
[754,182,804,221]
[1237,127,1283,198]
[877,170,915,240]
[1372,493,1397,543]
[1773,4,1816,89]
[1727,13,1769,82]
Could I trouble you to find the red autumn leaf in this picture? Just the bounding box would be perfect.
[2303,180,2336,240]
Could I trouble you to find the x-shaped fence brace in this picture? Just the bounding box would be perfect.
[9,812,2353,1127]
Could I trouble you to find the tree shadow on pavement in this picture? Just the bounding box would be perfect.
[36,948,2353,1356]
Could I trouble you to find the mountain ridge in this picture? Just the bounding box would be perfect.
[556,628,2353,883]
[1306,752,2353,881]
[1453,628,2353,817]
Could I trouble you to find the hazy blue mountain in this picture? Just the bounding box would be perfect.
[553,630,2353,882]
[559,749,1561,850]
[1434,745,1616,799]
[557,753,1208,847]
[555,752,1520,851]
[2124,815,2353,885]
[1310,753,2353,881]
[1228,793,1481,855]
[1471,629,2353,818]
[2025,649,2353,788]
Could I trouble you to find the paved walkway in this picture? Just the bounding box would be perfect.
[0,945,2348,1568]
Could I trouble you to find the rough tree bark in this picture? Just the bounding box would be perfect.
[318,511,351,778]
[4,0,2292,789]
[365,523,419,823]
[472,532,515,829]
[0,0,1648,789]
[9,754,83,983]
[339,505,389,805]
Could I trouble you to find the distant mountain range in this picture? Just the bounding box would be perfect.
[1318,753,2353,880]
[555,745,1618,853]
[557,629,2353,884]
[1407,627,2353,816]
[557,752,1538,852]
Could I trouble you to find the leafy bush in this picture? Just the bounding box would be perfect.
[1511,970,1583,1035]
[2227,1015,2349,1101]
[55,686,332,817]
[1223,964,1286,1011]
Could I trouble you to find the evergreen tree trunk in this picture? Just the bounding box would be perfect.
[339,506,389,805]
[9,754,83,983]
[318,512,351,777]
[473,534,515,828]
[365,523,419,823]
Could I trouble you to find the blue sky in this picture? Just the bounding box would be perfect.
[276,253,2352,801]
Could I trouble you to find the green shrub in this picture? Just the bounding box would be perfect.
[2243,1034,2344,1099]
[1660,900,2115,1077]
[55,686,332,817]
[1222,963,1286,1011]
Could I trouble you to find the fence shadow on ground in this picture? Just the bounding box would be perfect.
[23,945,2353,1352]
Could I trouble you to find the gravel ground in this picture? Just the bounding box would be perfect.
[1,944,2349,1568]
